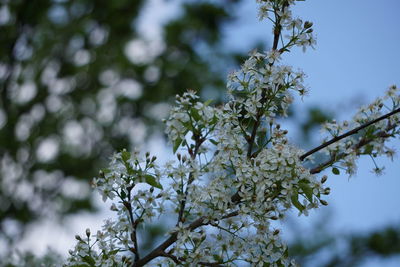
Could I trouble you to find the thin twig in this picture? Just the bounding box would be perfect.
[131,211,238,267]
[300,107,400,161]
[125,186,140,261]
[309,126,395,174]
[177,135,205,224]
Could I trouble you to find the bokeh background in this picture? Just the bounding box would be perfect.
[0,0,399,266]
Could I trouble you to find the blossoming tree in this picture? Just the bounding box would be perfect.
[66,0,400,266]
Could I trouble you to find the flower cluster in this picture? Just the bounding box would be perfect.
[257,0,316,52]
[65,1,400,266]
[319,85,400,176]
[164,91,219,154]
[227,51,307,120]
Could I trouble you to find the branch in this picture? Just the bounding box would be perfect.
[272,1,289,51]
[160,252,225,267]
[132,211,238,267]
[246,1,288,157]
[309,126,395,174]
[300,107,400,161]
[159,251,181,265]
[177,135,205,224]
[125,186,140,262]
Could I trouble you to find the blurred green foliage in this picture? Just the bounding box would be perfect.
[300,107,333,142]
[0,0,245,250]
[289,216,400,266]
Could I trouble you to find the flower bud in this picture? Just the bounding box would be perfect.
[86,228,91,238]
[273,229,280,235]
[304,21,313,29]
[75,235,83,241]
[110,203,118,211]
[320,199,328,206]
[321,175,328,184]
[323,187,331,195]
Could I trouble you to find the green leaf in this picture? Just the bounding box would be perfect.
[144,174,163,189]
[190,107,201,121]
[82,255,96,267]
[332,167,340,175]
[291,191,304,212]
[120,188,126,199]
[182,121,193,131]
[121,150,131,163]
[173,138,183,153]
[209,139,218,145]
[109,249,119,255]
[204,99,213,106]
[212,254,222,262]
[126,165,136,176]
[210,116,218,125]
[363,144,373,154]
[299,181,313,202]
[283,247,289,258]
[102,168,111,174]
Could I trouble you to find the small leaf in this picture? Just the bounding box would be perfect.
[209,139,218,145]
[182,121,193,131]
[109,249,119,255]
[173,138,182,153]
[190,107,201,121]
[210,116,218,125]
[299,181,313,202]
[121,150,131,163]
[204,99,213,106]
[283,247,289,258]
[144,174,163,189]
[363,144,373,154]
[291,191,304,212]
[212,254,222,262]
[332,167,340,175]
[82,255,96,267]
[125,164,137,176]
[120,188,126,199]
[102,168,111,174]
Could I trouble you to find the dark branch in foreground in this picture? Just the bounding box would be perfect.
[300,107,400,161]
[131,211,238,267]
